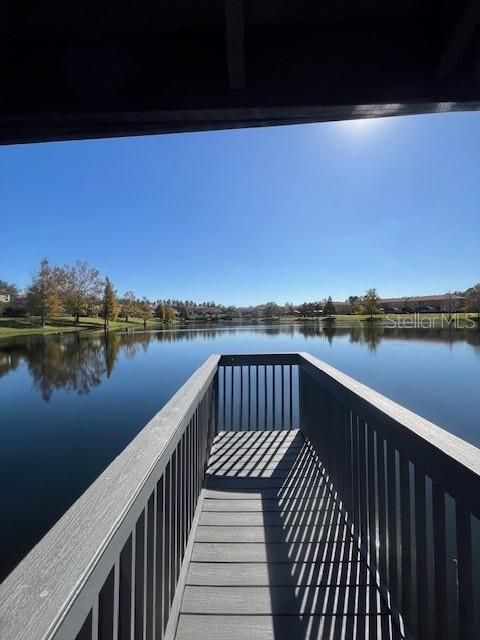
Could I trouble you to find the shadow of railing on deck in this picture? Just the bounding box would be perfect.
[206,430,402,640]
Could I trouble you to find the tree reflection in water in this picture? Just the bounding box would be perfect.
[0,324,479,401]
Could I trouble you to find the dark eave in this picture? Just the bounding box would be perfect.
[1,0,480,144]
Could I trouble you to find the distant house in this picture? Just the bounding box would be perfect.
[0,292,11,304]
[380,294,465,313]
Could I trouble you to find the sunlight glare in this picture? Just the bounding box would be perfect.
[339,117,383,134]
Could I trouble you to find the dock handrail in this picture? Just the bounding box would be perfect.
[1,352,479,640]
[0,354,219,640]
[298,352,480,640]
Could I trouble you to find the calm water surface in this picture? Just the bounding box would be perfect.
[1,323,480,580]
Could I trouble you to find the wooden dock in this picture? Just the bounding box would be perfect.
[3,353,478,640]
[174,429,402,640]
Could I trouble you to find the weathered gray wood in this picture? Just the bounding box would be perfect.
[195,524,352,543]
[214,429,299,442]
[204,487,330,500]
[186,560,369,586]
[0,355,220,640]
[191,541,361,563]
[181,585,388,615]
[206,468,308,479]
[199,508,344,527]
[205,477,328,490]
[210,442,303,455]
[207,460,300,472]
[175,614,402,640]
[202,496,336,512]
[208,452,302,466]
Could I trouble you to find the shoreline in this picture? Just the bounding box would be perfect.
[1,313,479,341]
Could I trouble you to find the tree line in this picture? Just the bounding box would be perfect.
[0,260,155,329]
[1,261,480,326]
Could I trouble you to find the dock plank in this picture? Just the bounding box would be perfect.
[186,561,370,586]
[192,541,361,563]
[195,524,351,543]
[175,614,401,640]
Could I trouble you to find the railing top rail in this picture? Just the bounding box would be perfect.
[0,354,220,640]
[219,353,301,366]
[299,351,480,515]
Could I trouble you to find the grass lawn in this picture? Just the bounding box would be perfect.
[0,316,168,340]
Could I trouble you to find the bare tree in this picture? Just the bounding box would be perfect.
[64,261,103,323]
[138,298,153,327]
[26,259,63,326]
[120,291,138,322]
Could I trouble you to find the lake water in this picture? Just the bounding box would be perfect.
[1,323,480,581]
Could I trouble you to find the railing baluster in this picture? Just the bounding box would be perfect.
[239,365,243,430]
[289,365,293,429]
[248,365,251,430]
[386,445,399,612]
[230,365,234,429]
[183,431,188,552]
[281,365,285,429]
[255,364,259,428]
[222,366,226,430]
[432,482,448,640]
[92,597,99,640]
[163,463,171,631]
[119,536,132,640]
[456,503,474,640]
[169,452,176,607]
[176,442,181,581]
[272,365,276,430]
[367,427,377,576]
[414,469,429,640]
[134,512,145,640]
[351,414,360,539]
[113,559,120,640]
[155,477,164,640]
[146,491,155,640]
[143,500,149,640]
[131,526,136,640]
[264,365,267,430]
[399,455,412,633]
[377,435,388,592]
[358,419,368,550]
[190,422,194,523]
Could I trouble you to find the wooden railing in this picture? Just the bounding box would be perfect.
[1,352,479,640]
[298,352,480,640]
[0,355,219,640]
[217,354,300,431]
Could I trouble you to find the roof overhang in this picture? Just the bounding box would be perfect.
[2,0,480,145]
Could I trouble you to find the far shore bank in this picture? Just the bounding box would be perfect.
[0,312,479,341]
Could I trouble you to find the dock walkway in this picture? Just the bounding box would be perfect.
[174,429,401,640]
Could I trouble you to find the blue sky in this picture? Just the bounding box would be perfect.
[1,112,479,305]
